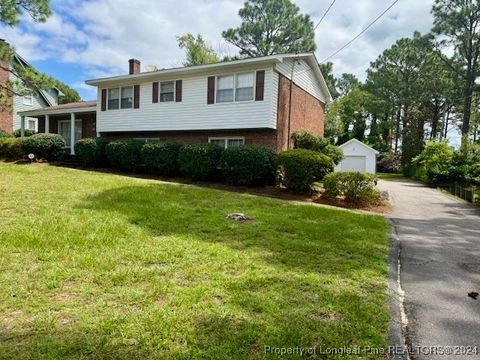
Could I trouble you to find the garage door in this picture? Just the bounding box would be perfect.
[341,156,367,172]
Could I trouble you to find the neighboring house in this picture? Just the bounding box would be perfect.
[335,139,379,174]
[19,53,332,154]
[0,40,63,133]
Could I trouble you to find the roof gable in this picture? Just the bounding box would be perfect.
[338,139,379,154]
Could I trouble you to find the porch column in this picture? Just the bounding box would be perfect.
[20,116,25,137]
[70,112,75,155]
[45,114,50,133]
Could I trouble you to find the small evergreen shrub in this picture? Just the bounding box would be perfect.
[21,133,65,161]
[291,131,343,164]
[323,172,381,205]
[13,129,36,137]
[75,138,110,167]
[141,142,182,176]
[221,145,276,186]
[0,130,12,138]
[0,138,25,160]
[106,140,144,171]
[178,143,223,181]
[277,149,334,194]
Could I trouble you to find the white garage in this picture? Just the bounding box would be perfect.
[335,139,379,174]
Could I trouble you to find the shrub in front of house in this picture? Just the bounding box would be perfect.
[0,138,25,160]
[13,129,36,138]
[377,152,401,174]
[277,149,334,194]
[178,143,223,181]
[141,142,182,176]
[21,133,65,161]
[106,140,144,171]
[75,138,110,167]
[291,131,343,165]
[323,172,381,205]
[0,130,12,138]
[220,145,276,186]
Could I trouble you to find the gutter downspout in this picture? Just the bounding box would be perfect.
[287,57,298,149]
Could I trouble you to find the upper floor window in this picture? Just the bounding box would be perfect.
[108,86,133,110]
[160,81,174,102]
[235,73,254,101]
[216,72,255,103]
[23,95,33,106]
[216,75,234,103]
[121,87,133,109]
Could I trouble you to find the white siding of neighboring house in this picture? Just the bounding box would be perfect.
[41,88,59,106]
[96,65,278,133]
[9,70,56,131]
[275,58,326,103]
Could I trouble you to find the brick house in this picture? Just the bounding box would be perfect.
[19,53,331,154]
[0,40,63,133]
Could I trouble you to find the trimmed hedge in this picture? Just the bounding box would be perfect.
[221,145,276,186]
[0,130,12,138]
[74,138,109,167]
[13,129,36,138]
[106,140,144,171]
[141,142,182,176]
[291,131,344,165]
[178,143,223,181]
[323,172,381,205]
[21,133,65,161]
[277,149,334,194]
[0,138,25,160]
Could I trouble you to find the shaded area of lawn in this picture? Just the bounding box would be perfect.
[376,173,414,182]
[0,162,389,359]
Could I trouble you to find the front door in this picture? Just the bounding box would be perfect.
[58,120,82,148]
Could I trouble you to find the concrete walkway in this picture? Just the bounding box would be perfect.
[378,179,480,360]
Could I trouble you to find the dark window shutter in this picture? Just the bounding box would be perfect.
[175,80,182,102]
[134,85,140,109]
[101,89,107,111]
[207,76,215,104]
[255,71,265,101]
[152,82,159,103]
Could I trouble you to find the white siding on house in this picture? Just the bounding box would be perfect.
[96,66,277,133]
[275,58,326,103]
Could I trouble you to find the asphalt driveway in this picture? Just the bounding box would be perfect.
[379,179,480,360]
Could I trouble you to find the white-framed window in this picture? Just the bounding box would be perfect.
[108,88,120,110]
[208,137,245,149]
[108,87,133,110]
[133,138,161,143]
[216,75,234,103]
[28,119,36,131]
[58,119,82,147]
[23,95,33,106]
[235,72,254,101]
[160,81,175,102]
[121,86,133,109]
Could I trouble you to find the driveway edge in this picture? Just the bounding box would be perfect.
[388,220,410,360]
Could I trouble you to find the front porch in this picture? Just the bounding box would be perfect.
[18,101,97,154]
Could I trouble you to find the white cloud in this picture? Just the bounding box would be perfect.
[1,0,436,84]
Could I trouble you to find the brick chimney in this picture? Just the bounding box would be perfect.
[0,39,13,133]
[129,59,141,75]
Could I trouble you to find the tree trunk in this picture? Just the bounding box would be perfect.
[461,76,475,150]
[394,106,401,153]
[430,100,441,140]
[443,105,451,140]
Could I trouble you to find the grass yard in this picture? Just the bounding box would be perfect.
[0,162,390,359]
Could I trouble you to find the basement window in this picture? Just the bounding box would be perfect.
[208,137,245,149]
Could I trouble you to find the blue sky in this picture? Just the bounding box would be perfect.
[1,0,459,144]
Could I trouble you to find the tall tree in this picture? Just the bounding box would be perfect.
[0,0,51,26]
[177,33,219,67]
[222,0,316,57]
[318,62,339,99]
[337,73,360,96]
[432,0,480,149]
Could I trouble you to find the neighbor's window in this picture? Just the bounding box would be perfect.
[208,137,245,149]
[160,81,174,102]
[23,95,33,106]
[108,88,120,110]
[235,72,254,101]
[28,119,36,130]
[216,75,234,103]
[121,86,133,109]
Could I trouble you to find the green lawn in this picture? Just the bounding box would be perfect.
[0,162,390,359]
[376,173,413,182]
